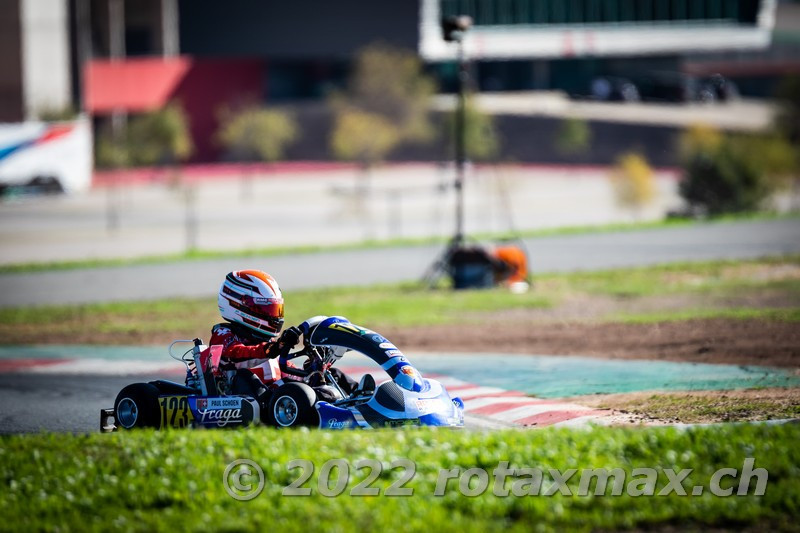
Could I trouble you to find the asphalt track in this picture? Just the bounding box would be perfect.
[0,373,160,434]
[3,352,799,434]
[1,218,798,434]
[1,218,799,308]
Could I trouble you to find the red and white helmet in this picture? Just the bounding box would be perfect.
[218,270,284,337]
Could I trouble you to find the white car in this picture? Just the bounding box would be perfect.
[0,117,92,194]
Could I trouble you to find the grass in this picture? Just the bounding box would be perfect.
[0,255,797,345]
[2,424,799,532]
[592,389,800,423]
[0,283,553,344]
[611,307,800,324]
[1,211,796,275]
[541,255,800,298]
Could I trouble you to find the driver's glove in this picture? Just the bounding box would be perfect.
[274,326,301,357]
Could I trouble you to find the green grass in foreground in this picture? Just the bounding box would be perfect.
[2,424,798,532]
[1,211,795,274]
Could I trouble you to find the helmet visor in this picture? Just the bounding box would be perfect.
[243,296,284,320]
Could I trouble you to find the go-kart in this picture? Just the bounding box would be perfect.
[101,316,464,431]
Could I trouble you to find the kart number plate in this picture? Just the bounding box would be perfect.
[159,396,193,429]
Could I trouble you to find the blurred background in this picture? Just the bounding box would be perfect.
[1,0,800,443]
[0,0,798,263]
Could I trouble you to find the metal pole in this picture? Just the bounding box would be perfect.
[454,37,466,245]
[108,0,126,137]
[161,0,179,57]
[75,0,92,107]
[185,184,197,252]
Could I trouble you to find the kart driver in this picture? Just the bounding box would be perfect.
[211,270,358,407]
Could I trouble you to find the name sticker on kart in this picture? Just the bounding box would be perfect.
[414,399,439,414]
[194,397,246,427]
[158,396,193,429]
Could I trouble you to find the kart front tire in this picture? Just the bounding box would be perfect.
[268,383,318,428]
[114,383,161,429]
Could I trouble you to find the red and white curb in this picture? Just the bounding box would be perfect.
[0,359,612,428]
[344,366,613,429]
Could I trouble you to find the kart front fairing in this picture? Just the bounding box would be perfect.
[300,316,464,429]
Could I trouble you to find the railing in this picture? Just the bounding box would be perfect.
[440,0,760,27]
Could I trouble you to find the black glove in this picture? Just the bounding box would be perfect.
[275,326,301,356]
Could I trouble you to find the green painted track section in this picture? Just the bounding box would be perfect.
[412,354,800,397]
[0,345,171,361]
[2,346,798,398]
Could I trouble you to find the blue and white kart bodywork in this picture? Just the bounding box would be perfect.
[299,316,465,429]
[102,316,464,432]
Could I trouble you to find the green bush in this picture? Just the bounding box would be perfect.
[610,152,655,215]
[328,43,437,166]
[94,104,194,169]
[680,142,766,215]
[127,104,193,166]
[330,109,399,165]
[775,75,800,145]
[217,107,299,162]
[556,117,591,155]
[339,43,437,145]
[444,95,501,161]
[679,125,795,215]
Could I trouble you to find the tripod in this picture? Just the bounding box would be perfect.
[422,20,470,287]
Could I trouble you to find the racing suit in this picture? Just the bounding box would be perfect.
[209,322,357,402]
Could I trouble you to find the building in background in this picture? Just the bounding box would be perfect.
[0,0,72,122]
[2,0,796,162]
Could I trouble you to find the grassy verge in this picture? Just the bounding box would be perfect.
[541,255,800,298]
[2,424,798,532]
[0,284,554,344]
[587,388,800,423]
[1,211,796,275]
[611,307,800,324]
[0,256,797,345]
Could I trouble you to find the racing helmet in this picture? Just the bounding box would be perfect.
[218,270,284,338]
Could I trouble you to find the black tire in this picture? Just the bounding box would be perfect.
[29,176,64,194]
[267,382,318,428]
[114,383,161,429]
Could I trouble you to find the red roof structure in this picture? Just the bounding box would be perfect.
[84,56,264,161]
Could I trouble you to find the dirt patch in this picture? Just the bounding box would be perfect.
[382,318,800,369]
[575,387,800,424]
[5,318,797,370]
[477,286,799,324]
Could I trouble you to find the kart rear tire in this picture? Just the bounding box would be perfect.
[114,383,161,429]
[268,383,318,428]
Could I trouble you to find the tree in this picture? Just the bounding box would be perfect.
[445,95,500,161]
[678,124,793,215]
[329,43,437,166]
[126,103,193,166]
[609,153,656,218]
[338,42,437,144]
[775,75,800,145]
[217,107,299,162]
[330,109,399,166]
[680,142,765,215]
[95,133,131,170]
[556,117,591,155]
